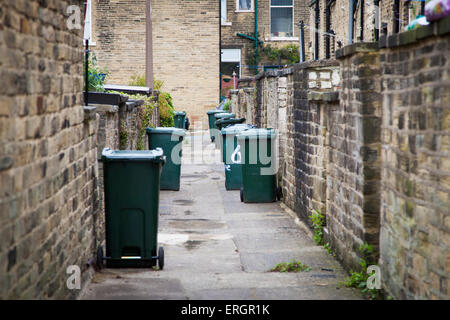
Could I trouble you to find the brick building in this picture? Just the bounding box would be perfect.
[307,0,425,60]
[221,0,310,85]
[91,0,220,128]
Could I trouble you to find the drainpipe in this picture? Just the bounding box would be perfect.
[254,0,258,75]
[349,0,354,44]
[394,0,400,33]
[325,1,331,59]
[299,20,305,62]
[360,0,364,41]
[315,0,319,60]
[374,0,380,41]
[145,0,153,89]
[220,0,222,101]
[85,39,89,106]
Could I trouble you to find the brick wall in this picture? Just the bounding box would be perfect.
[222,0,310,77]
[153,0,220,128]
[378,22,450,299]
[92,0,147,84]
[230,16,450,299]
[0,0,100,299]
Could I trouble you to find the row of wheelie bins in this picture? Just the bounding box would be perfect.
[98,112,189,270]
[207,109,280,204]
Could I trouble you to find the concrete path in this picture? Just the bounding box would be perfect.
[80,131,362,300]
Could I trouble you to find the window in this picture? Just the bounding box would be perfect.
[221,49,241,77]
[236,0,253,12]
[270,0,294,38]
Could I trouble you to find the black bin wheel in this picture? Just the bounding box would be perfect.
[96,245,104,270]
[240,187,244,202]
[158,247,164,270]
[276,186,283,201]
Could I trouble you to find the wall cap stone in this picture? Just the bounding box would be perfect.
[307,91,339,102]
[83,106,98,121]
[90,103,119,114]
[379,16,449,50]
[336,42,379,59]
[243,87,255,93]
[230,89,239,94]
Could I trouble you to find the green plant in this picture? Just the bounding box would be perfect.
[323,243,335,256]
[129,74,147,87]
[129,76,175,127]
[261,44,299,65]
[271,260,311,273]
[223,100,232,112]
[108,89,156,150]
[85,53,109,92]
[309,210,325,245]
[341,243,383,300]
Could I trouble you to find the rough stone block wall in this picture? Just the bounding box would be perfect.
[291,61,340,227]
[0,0,100,299]
[379,29,450,299]
[244,87,256,125]
[153,0,219,128]
[282,72,296,211]
[332,43,382,269]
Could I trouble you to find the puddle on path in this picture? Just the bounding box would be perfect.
[184,240,204,250]
[168,219,225,230]
[173,199,195,206]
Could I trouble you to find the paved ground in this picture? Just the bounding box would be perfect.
[80,131,362,300]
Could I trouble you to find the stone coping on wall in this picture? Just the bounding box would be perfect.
[90,104,119,114]
[336,16,450,59]
[83,106,97,121]
[307,91,339,102]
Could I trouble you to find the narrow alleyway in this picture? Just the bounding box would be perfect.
[80,131,361,300]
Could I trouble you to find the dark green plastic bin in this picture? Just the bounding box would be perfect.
[221,124,255,190]
[237,128,277,203]
[146,127,186,191]
[99,148,166,269]
[213,113,235,148]
[174,111,186,129]
[207,110,224,142]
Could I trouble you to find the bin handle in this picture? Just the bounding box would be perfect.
[231,145,241,164]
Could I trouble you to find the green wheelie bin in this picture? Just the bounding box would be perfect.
[207,110,224,142]
[146,127,186,191]
[221,124,256,190]
[237,128,278,203]
[215,117,246,160]
[98,148,166,269]
[213,113,235,148]
[174,111,186,129]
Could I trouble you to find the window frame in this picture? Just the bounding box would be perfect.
[269,0,295,40]
[235,0,254,12]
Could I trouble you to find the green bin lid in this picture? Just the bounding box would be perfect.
[221,124,255,135]
[101,148,165,162]
[214,113,235,119]
[236,128,277,140]
[146,127,186,136]
[174,111,186,116]
[207,109,224,115]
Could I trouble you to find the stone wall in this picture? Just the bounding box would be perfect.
[378,21,450,299]
[230,17,450,299]
[334,44,382,269]
[0,0,100,299]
